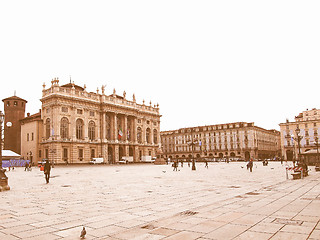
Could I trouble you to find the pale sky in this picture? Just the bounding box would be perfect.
[1,1,319,131]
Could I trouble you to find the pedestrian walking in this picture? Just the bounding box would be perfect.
[24,161,29,171]
[205,159,208,168]
[249,158,253,172]
[44,160,51,184]
[173,160,178,171]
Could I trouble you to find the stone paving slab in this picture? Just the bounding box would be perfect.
[0,162,320,239]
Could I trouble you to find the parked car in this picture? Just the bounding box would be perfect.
[89,158,104,164]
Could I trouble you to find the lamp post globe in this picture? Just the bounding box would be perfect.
[0,110,10,191]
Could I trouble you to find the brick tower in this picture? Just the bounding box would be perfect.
[2,95,27,154]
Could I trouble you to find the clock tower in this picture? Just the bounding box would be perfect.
[2,95,27,154]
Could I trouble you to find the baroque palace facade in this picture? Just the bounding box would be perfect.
[20,78,161,164]
[279,108,320,164]
[161,122,280,161]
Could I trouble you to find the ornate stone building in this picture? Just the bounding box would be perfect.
[161,122,280,161]
[22,78,161,164]
[279,108,320,163]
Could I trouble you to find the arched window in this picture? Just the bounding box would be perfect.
[146,128,151,144]
[137,127,142,144]
[153,129,158,144]
[106,115,111,139]
[45,118,51,139]
[60,117,69,139]
[88,121,95,141]
[76,119,84,140]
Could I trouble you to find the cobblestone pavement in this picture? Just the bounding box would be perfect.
[0,161,320,240]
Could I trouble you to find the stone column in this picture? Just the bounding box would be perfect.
[100,112,105,141]
[151,123,154,145]
[135,146,139,162]
[125,145,129,157]
[124,115,128,142]
[134,117,138,143]
[115,145,119,163]
[52,105,59,141]
[157,123,161,146]
[142,119,146,145]
[84,110,88,141]
[113,113,117,141]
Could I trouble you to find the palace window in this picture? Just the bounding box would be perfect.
[61,107,68,113]
[146,128,151,143]
[153,129,158,144]
[88,121,96,141]
[63,148,68,161]
[77,109,83,115]
[106,115,111,139]
[90,111,95,117]
[78,148,84,161]
[91,148,95,159]
[137,127,142,143]
[76,119,84,140]
[60,117,69,139]
[45,118,51,139]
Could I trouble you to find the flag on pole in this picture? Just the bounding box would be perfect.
[118,127,123,140]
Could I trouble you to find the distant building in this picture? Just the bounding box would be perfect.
[2,95,27,154]
[20,111,42,164]
[279,108,320,164]
[161,122,280,161]
[20,78,161,164]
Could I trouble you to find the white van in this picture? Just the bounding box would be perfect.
[89,158,104,164]
[141,156,155,163]
[119,156,134,164]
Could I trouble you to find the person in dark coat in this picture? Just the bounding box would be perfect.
[173,160,178,171]
[44,160,51,184]
[249,159,253,172]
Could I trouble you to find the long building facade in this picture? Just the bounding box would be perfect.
[21,78,161,164]
[279,108,320,165]
[161,122,280,161]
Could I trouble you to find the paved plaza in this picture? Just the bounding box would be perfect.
[0,161,320,240]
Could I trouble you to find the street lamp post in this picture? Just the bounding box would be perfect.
[295,127,303,165]
[0,111,3,169]
[187,135,198,171]
[314,137,319,163]
[0,110,10,191]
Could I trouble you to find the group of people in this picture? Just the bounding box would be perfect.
[172,159,190,171]
[24,162,32,171]
[171,159,210,171]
